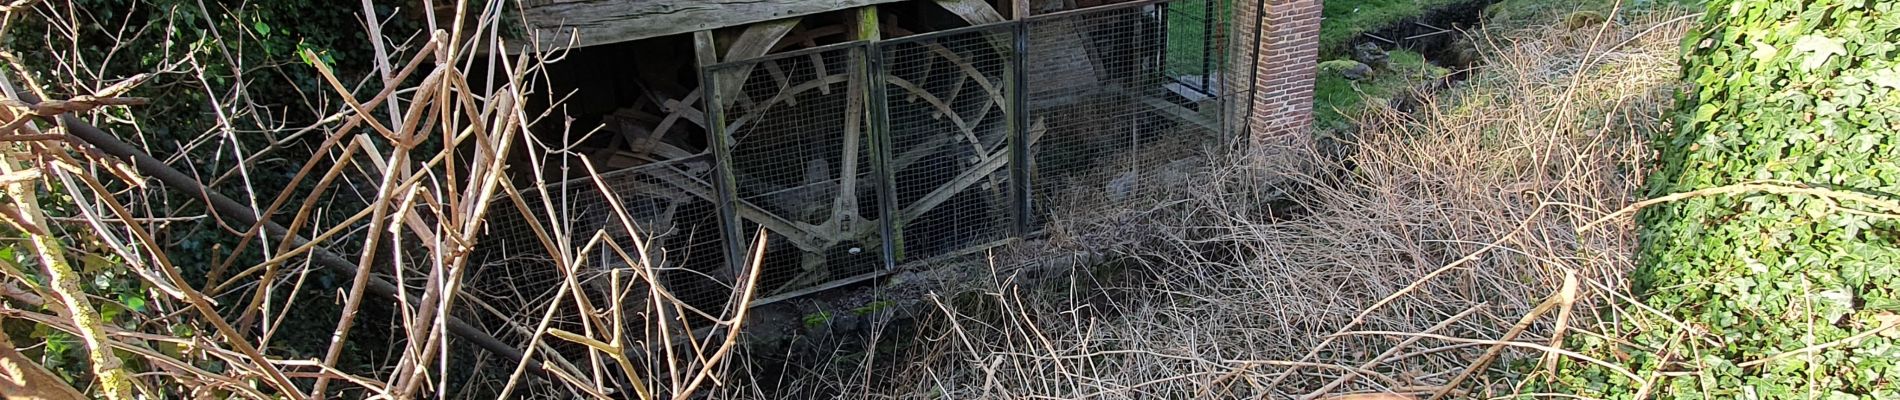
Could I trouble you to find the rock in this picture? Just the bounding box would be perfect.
[1341,62,1374,80]
[1353,42,1389,70]
[1105,170,1138,202]
[1319,59,1374,81]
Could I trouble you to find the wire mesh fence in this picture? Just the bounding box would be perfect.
[874,25,1018,263]
[708,44,888,297]
[477,0,1253,308]
[1026,0,1238,225]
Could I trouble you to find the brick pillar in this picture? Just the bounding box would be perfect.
[1231,0,1320,157]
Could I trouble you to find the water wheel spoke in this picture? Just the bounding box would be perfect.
[725,74,850,134]
[885,76,984,155]
[712,18,801,107]
[638,162,829,252]
[897,118,1043,223]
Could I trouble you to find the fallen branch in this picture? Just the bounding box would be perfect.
[1580,181,1900,232]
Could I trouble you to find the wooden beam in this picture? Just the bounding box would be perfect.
[722,19,802,63]
[639,164,828,251]
[693,31,718,66]
[518,0,908,50]
[933,0,1007,25]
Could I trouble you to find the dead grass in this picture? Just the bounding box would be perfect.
[823,4,1699,399]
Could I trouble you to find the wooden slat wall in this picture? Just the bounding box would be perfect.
[517,0,910,49]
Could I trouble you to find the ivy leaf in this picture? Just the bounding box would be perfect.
[1792,34,1845,70]
[119,294,147,313]
[1877,313,1899,338]
[1870,67,1900,89]
[1693,103,1721,123]
[1750,40,1779,61]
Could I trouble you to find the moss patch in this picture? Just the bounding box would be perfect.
[1312,50,1449,131]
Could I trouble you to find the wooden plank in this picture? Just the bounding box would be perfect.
[713,19,802,105]
[658,95,707,133]
[693,31,718,66]
[517,0,909,50]
[933,0,1006,25]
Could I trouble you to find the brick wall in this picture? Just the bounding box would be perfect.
[1230,0,1320,155]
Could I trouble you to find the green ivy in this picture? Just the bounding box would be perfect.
[2,0,420,388]
[1550,1,1900,398]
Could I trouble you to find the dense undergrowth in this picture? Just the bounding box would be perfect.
[1551,1,1900,397]
[1,0,414,383]
[13,0,1893,397]
[761,2,1700,398]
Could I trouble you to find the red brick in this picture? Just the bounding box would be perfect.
[1236,0,1321,149]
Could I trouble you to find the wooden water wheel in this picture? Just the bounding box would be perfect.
[571,1,1055,292]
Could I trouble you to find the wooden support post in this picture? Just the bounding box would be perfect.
[695,30,751,281]
[862,7,906,264]
[832,6,879,240]
[856,5,906,273]
[856,5,882,41]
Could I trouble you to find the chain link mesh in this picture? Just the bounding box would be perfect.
[876,26,1017,262]
[1026,0,1235,223]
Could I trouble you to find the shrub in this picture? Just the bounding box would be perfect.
[1554,1,1900,398]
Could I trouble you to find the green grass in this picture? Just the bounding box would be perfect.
[1311,50,1447,131]
[1163,0,1228,76]
[1320,0,1466,57]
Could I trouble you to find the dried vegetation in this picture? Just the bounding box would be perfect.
[828,4,1699,399]
[0,0,1707,398]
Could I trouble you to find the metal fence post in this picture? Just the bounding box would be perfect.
[865,42,901,269]
[1239,0,1269,140]
[1008,21,1033,237]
